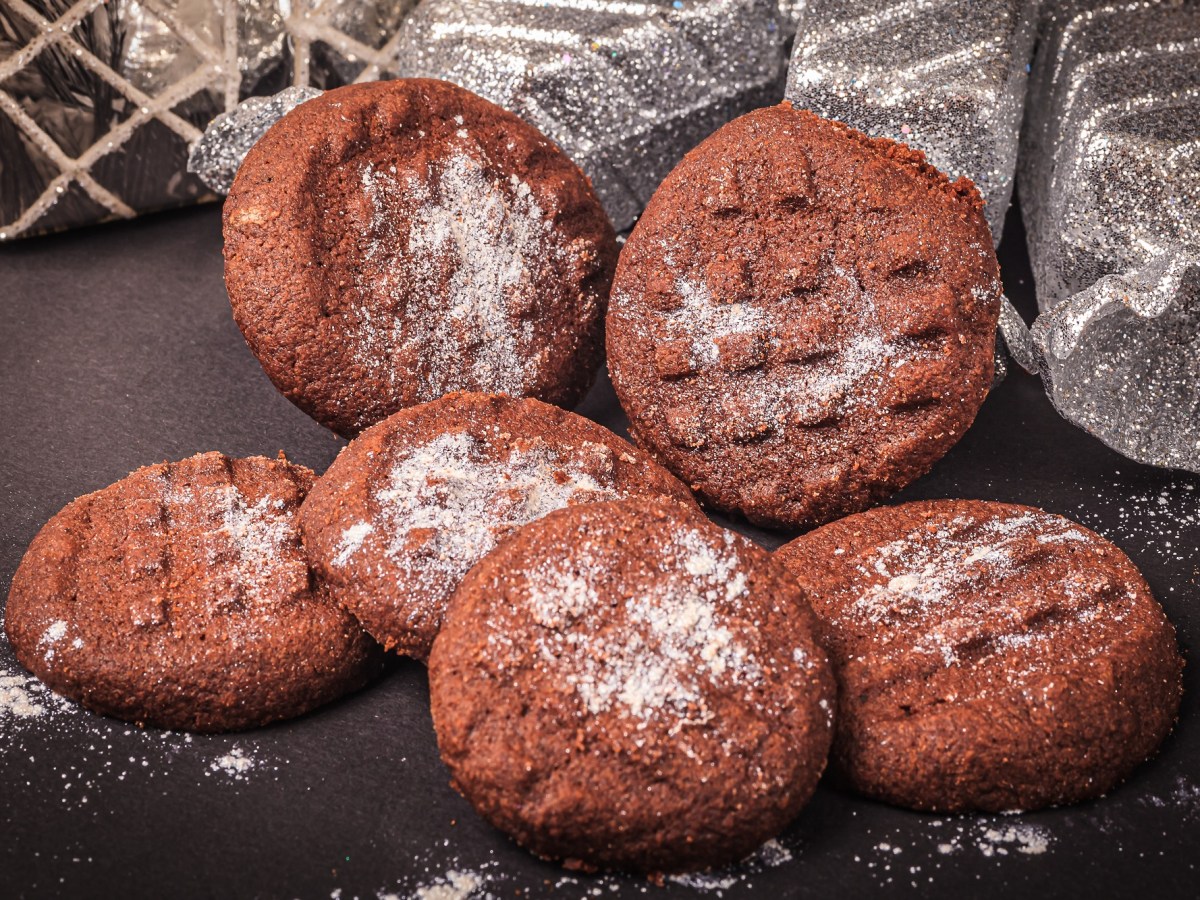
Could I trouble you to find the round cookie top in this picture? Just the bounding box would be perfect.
[775,499,1183,813]
[4,452,382,733]
[300,392,696,660]
[223,78,617,437]
[429,499,835,874]
[607,103,1002,529]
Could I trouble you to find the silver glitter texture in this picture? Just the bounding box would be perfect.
[785,0,1038,243]
[187,86,323,194]
[1020,0,1200,311]
[992,296,1038,388]
[390,0,788,230]
[778,1,807,28]
[1031,250,1200,473]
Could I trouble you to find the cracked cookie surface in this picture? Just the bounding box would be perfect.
[607,103,1002,528]
[430,499,834,873]
[224,78,617,437]
[775,499,1183,812]
[300,392,696,660]
[4,452,382,732]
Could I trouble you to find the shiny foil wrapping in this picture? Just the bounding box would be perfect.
[785,0,1038,243]
[1019,0,1200,312]
[1031,251,1200,473]
[0,0,417,240]
[389,0,788,231]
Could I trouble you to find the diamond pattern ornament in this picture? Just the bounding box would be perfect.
[389,0,789,231]
[287,0,419,88]
[0,0,418,240]
[785,0,1037,243]
[1019,0,1200,311]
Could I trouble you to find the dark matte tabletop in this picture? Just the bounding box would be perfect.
[1,202,1197,900]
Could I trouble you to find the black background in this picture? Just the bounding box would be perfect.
[1,201,1197,899]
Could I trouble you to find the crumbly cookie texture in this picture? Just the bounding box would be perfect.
[300,392,696,660]
[5,452,383,733]
[776,499,1184,812]
[224,78,617,437]
[608,102,1001,529]
[429,498,835,874]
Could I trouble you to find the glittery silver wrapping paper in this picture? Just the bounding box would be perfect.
[187,85,321,194]
[993,295,1038,386]
[0,0,416,240]
[778,1,806,28]
[1030,250,1200,473]
[785,0,1038,243]
[1019,0,1200,312]
[389,0,788,231]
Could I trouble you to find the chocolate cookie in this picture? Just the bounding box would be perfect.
[429,499,835,874]
[607,103,1002,529]
[224,78,617,437]
[775,499,1183,812]
[301,392,696,660]
[4,452,383,733]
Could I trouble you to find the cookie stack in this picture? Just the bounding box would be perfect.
[5,79,1183,877]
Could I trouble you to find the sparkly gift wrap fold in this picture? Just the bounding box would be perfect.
[785,0,1038,243]
[389,0,789,231]
[0,0,418,240]
[1030,251,1200,473]
[1019,0,1200,312]
[186,84,320,194]
[1009,0,1200,473]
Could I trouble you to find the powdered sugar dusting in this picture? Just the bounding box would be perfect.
[334,521,374,567]
[333,431,622,601]
[39,620,68,660]
[1072,477,1199,573]
[670,276,771,368]
[528,528,761,728]
[519,524,818,740]
[666,837,795,893]
[852,816,1057,887]
[930,821,1053,858]
[777,265,889,423]
[352,150,562,402]
[208,746,257,781]
[1,659,283,801]
[358,845,504,900]
[166,479,297,606]
[216,491,293,588]
[407,869,487,900]
[853,511,1059,622]
[643,259,921,437]
[1,673,46,721]
[976,824,1051,857]
[841,508,1123,671]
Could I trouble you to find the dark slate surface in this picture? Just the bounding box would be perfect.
[0,202,1196,900]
